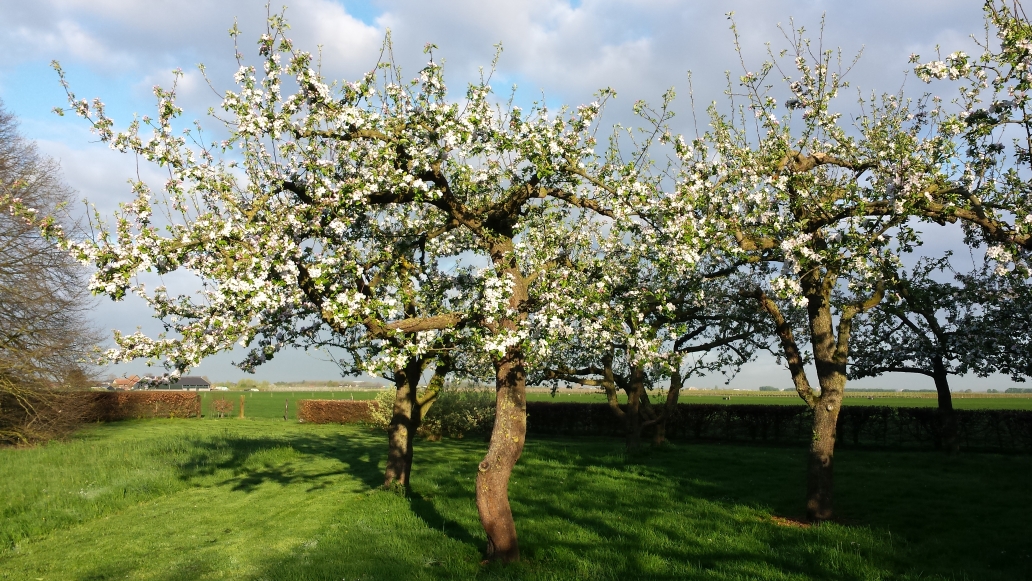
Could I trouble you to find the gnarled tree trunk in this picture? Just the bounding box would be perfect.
[805,288,848,523]
[383,355,452,488]
[476,347,527,563]
[384,358,424,489]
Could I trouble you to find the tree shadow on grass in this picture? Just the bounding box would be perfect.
[162,428,1027,580]
[175,430,385,493]
[76,556,216,581]
[407,490,480,548]
[490,439,892,581]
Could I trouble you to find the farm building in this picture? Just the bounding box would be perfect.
[170,376,211,390]
[110,375,140,390]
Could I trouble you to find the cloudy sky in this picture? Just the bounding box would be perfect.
[1,0,1015,390]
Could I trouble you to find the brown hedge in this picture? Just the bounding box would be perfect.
[79,391,202,421]
[2,390,201,445]
[298,399,375,424]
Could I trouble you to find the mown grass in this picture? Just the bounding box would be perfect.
[1,419,1029,580]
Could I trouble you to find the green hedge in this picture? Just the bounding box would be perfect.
[525,402,1032,452]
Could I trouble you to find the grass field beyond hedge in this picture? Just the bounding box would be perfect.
[199,390,1032,420]
[1,419,1029,580]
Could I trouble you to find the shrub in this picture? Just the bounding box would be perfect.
[363,384,495,440]
[211,397,234,418]
[367,389,395,431]
[420,384,495,440]
[82,391,201,421]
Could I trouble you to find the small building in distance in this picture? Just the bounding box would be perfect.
[111,375,141,390]
[170,376,211,391]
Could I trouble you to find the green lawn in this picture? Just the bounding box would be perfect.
[2,419,1029,580]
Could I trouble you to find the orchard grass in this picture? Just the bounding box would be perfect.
[2,419,1028,580]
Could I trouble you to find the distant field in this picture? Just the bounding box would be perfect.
[197,388,1032,418]
[200,390,378,419]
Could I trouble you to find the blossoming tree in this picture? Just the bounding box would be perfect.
[43,15,630,561]
[847,255,1032,453]
[527,93,768,450]
[664,19,973,521]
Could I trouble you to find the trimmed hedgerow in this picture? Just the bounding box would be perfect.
[525,402,1032,452]
[297,399,375,424]
[293,398,1032,452]
[81,391,202,421]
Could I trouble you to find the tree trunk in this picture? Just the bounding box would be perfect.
[932,358,959,454]
[807,395,840,522]
[600,356,626,422]
[384,358,424,489]
[475,347,527,563]
[653,369,682,445]
[624,364,645,451]
[804,285,850,524]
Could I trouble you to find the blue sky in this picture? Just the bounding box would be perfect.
[2,0,1018,390]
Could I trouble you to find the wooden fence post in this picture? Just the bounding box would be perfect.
[239,395,245,419]
[284,399,289,421]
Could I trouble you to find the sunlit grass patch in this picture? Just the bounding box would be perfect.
[1,419,1029,580]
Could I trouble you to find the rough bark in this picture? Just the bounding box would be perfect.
[475,347,527,563]
[932,357,960,454]
[383,357,424,489]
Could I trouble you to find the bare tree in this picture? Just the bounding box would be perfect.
[0,100,100,444]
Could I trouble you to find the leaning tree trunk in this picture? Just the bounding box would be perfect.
[932,358,959,454]
[475,346,527,563]
[384,358,425,489]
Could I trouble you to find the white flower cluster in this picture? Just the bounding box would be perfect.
[770,276,808,308]
[915,52,972,82]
